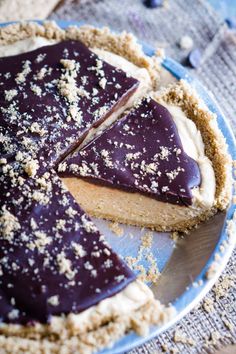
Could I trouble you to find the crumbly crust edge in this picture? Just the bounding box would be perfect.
[0,21,162,90]
[0,297,175,354]
[153,80,232,211]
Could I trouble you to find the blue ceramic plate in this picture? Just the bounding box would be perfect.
[0,20,235,354]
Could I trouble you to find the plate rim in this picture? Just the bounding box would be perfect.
[0,19,235,354]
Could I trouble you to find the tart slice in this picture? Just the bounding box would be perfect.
[60,81,231,231]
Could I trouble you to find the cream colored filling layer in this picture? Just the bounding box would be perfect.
[62,177,210,231]
[159,102,216,208]
[92,48,151,90]
[0,37,56,57]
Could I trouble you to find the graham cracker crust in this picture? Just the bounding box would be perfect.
[154,80,232,211]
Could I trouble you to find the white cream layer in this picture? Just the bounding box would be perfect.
[0,37,56,57]
[160,103,216,208]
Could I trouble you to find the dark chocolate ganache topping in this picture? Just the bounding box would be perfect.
[0,40,138,170]
[0,40,139,325]
[0,164,135,324]
[62,98,201,206]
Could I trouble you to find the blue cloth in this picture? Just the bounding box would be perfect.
[208,0,236,19]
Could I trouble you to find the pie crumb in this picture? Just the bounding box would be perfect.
[47,295,60,306]
[109,222,124,237]
[174,329,196,346]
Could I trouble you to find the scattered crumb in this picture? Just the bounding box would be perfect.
[222,317,234,332]
[206,261,220,280]
[30,122,46,136]
[171,231,179,241]
[156,48,165,59]
[5,89,18,101]
[0,158,7,165]
[23,158,39,178]
[170,348,179,354]
[7,309,19,320]
[72,242,87,258]
[31,83,42,97]
[109,222,124,237]
[192,279,203,288]
[47,295,59,306]
[57,251,76,280]
[213,274,235,300]
[174,329,196,346]
[141,231,153,248]
[125,230,159,283]
[0,205,20,241]
[161,344,169,352]
[99,77,107,89]
[203,297,215,313]
[209,330,221,345]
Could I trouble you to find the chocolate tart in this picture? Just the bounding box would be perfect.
[0,21,231,353]
[0,22,174,354]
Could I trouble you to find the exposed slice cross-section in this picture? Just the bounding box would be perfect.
[60,92,221,231]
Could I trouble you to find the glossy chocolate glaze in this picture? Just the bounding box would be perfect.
[62,98,201,206]
[0,40,138,170]
[0,40,138,325]
[0,166,135,324]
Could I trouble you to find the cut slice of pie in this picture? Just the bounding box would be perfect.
[61,81,231,231]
